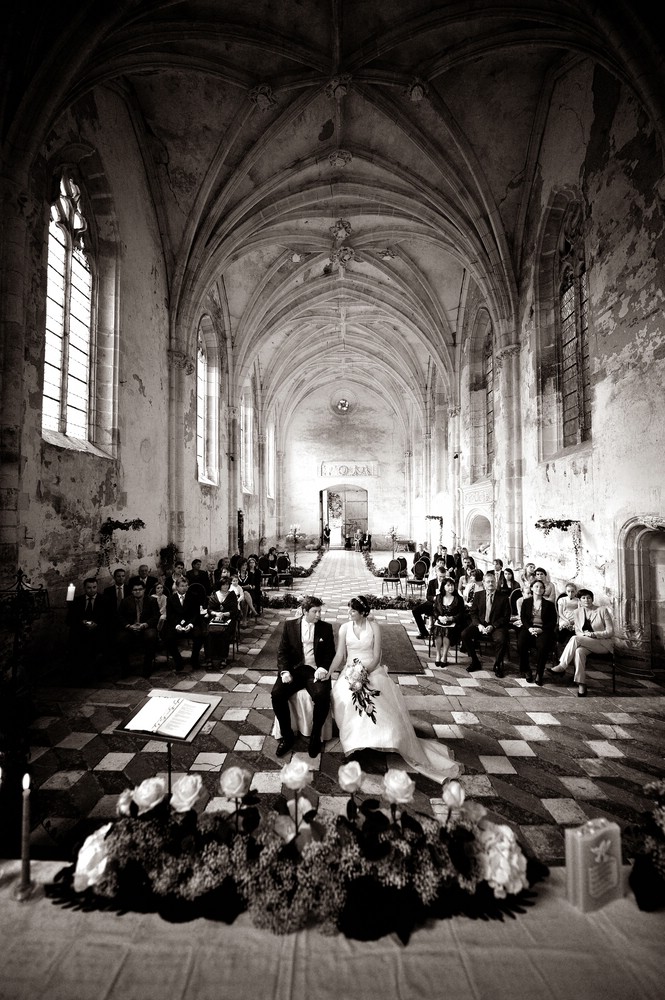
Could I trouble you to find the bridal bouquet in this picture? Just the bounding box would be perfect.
[345,657,380,723]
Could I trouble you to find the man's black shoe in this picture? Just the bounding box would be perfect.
[493,662,505,678]
[308,736,322,758]
[276,734,295,758]
[524,669,534,683]
[419,630,429,641]
[466,659,481,673]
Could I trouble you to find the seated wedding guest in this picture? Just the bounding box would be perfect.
[556,582,579,647]
[246,555,264,616]
[411,561,448,640]
[67,577,106,669]
[207,573,239,667]
[164,560,186,594]
[517,579,557,685]
[461,571,510,676]
[237,557,260,620]
[116,581,159,676]
[413,542,430,566]
[148,581,167,633]
[548,589,614,697]
[102,567,128,632]
[463,568,485,605]
[432,577,465,667]
[454,546,475,574]
[502,566,520,601]
[127,563,158,595]
[534,566,556,601]
[456,556,475,594]
[511,579,533,623]
[213,557,231,587]
[163,578,207,672]
[519,562,536,586]
[431,545,455,572]
[493,558,507,591]
[186,558,212,595]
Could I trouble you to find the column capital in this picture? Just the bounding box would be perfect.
[167,349,195,375]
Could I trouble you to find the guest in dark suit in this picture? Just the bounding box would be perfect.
[432,546,455,572]
[163,578,208,672]
[186,558,212,595]
[411,562,448,639]
[67,577,106,669]
[116,582,159,675]
[461,572,510,676]
[271,595,336,759]
[517,580,557,684]
[102,567,128,629]
[127,564,159,595]
[164,560,186,594]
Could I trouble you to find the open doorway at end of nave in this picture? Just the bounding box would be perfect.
[320,486,368,548]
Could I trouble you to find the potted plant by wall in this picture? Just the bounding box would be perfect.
[97,517,145,572]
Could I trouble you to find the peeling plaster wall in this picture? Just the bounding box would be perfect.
[282,393,407,543]
[20,89,170,598]
[519,62,665,602]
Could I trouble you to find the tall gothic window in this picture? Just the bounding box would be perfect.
[241,395,254,492]
[484,334,494,472]
[42,174,94,438]
[196,317,219,483]
[559,245,591,447]
[266,421,275,499]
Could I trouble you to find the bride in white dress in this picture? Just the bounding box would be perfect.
[330,595,460,782]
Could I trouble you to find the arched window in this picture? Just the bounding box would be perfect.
[42,173,94,438]
[241,394,254,492]
[469,308,493,482]
[558,222,591,446]
[196,317,219,483]
[266,421,276,499]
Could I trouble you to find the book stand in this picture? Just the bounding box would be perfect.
[117,688,222,793]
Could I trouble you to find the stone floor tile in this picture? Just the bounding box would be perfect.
[513,725,549,740]
[479,756,517,774]
[397,675,419,685]
[142,740,169,752]
[233,683,256,692]
[498,740,536,757]
[94,752,135,770]
[451,711,479,724]
[41,769,87,789]
[55,732,97,750]
[603,712,636,724]
[577,758,612,776]
[585,740,626,758]
[232,734,266,751]
[460,774,497,796]
[526,712,560,725]
[191,752,227,771]
[223,708,250,721]
[541,797,589,823]
[560,776,607,798]
[442,686,466,695]
[251,771,283,793]
[432,724,464,739]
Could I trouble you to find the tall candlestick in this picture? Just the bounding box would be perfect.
[13,773,35,901]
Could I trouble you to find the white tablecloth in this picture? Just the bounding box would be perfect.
[1,861,663,1000]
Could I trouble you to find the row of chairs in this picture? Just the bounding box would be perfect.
[257,554,293,589]
[381,558,429,596]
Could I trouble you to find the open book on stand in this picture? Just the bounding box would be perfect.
[124,696,209,740]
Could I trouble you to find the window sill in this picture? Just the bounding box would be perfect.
[541,439,592,463]
[41,430,113,459]
[198,477,218,487]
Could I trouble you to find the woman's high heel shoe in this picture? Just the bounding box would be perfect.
[578,683,587,697]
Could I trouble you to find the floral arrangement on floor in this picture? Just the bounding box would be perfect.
[623,778,665,911]
[48,763,547,941]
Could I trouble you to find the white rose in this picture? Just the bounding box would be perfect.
[170,773,203,813]
[73,823,112,892]
[338,761,364,793]
[442,779,465,809]
[132,776,168,815]
[383,769,416,805]
[219,766,252,799]
[280,758,313,790]
[116,788,133,816]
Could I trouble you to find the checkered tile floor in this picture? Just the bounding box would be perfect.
[23,550,665,866]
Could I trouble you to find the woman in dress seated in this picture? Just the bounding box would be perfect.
[207,573,240,666]
[556,582,579,648]
[432,577,465,667]
[548,589,614,697]
[331,595,460,782]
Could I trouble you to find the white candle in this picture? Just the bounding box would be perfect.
[20,773,30,889]
[66,583,76,602]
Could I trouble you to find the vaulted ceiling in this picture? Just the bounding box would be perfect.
[4,0,663,438]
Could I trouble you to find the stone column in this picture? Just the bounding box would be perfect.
[448,406,461,548]
[404,451,413,539]
[257,432,266,545]
[228,404,239,553]
[276,449,285,541]
[494,343,523,565]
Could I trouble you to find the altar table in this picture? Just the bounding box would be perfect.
[0,862,663,1000]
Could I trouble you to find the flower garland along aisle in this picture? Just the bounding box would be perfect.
[47,763,548,943]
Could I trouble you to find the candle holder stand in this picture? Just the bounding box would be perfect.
[12,878,37,902]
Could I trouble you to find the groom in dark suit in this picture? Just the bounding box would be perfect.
[461,571,510,676]
[271,595,336,759]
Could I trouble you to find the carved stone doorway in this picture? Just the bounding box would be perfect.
[617,516,665,673]
[321,486,368,548]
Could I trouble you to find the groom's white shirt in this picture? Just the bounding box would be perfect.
[301,618,316,666]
